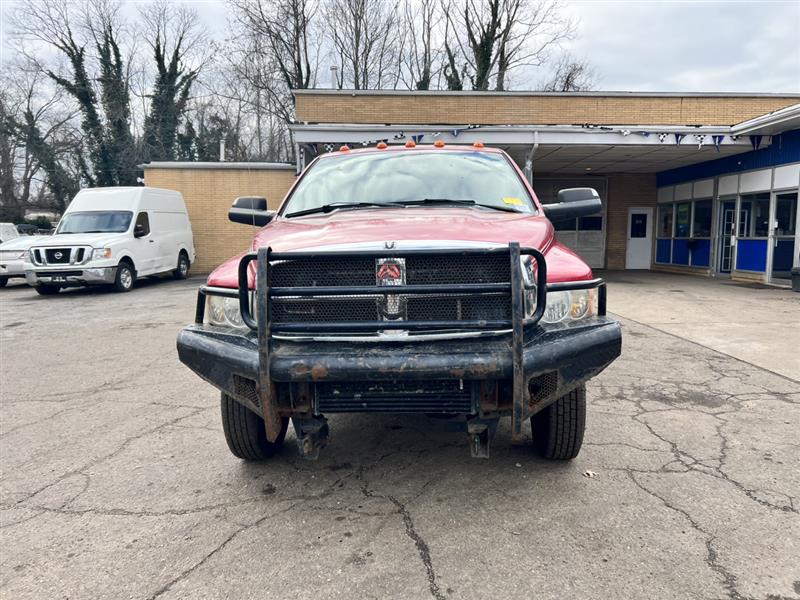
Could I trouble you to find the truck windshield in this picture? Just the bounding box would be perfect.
[56,211,133,234]
[282,151,536,217]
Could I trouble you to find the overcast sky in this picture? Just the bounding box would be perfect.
[1,0,798,93]
[558,0,800,92]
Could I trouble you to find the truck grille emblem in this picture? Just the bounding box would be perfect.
[54,252,63,259]
[376,258,406,319]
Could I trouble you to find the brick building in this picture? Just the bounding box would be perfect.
[145,90,800,282]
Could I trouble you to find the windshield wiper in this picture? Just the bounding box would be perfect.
[285,202,391,218]
[389,198,521,213]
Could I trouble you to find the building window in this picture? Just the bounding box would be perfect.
[658,204,673,238]
[553,216,602,232]
[579,215,603,231]
[775,192,797,236]
[553,219,576,231]
[656,198,713,267]
[692,200,712,237]
[748,194,770,237]
[675,202,691,238]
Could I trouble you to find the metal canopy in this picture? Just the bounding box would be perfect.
[501,143,752,174]
[290,123,758,175]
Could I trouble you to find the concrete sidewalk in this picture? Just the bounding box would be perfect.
[603,271,800,380]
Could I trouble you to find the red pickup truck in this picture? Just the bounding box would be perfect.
[177,144,621,461]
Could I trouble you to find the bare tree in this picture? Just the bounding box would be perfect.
[444,0,575,91]
[139,0,206,162]
[326,0,402,90]
[0,61,81,220]
[230,0,317,91]
[11,0,141,185]
[399,0,441,90]
[226,0,321,159]
[540,53,596,91]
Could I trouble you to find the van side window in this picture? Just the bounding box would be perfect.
[134,212,150,236]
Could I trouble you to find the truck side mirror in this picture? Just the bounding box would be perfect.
[229,196,275,227]
[542,188,602,222]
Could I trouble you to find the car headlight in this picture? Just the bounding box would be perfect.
[92,248,112,259]
[207,294,253,328]
[541,288,597,324]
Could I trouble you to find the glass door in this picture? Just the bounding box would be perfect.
[770,191,798,283]
[735,193,770,273]
[717,200,736,274]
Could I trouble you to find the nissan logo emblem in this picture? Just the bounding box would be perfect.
[54,251,63,259]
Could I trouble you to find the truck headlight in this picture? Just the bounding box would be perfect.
[541,289,597,324]
[207,294,253,328]
[92,248,112,259]
[224,298,244,326]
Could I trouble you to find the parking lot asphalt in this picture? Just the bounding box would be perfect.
[1,273,798,600]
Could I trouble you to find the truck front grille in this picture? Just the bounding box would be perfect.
[270,254,510,287]
[45,248,71,264]
[31,246,91,266]
[269,254,512,325]
[315,380,474,413]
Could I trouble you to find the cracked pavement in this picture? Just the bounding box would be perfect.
[1,272,798,599]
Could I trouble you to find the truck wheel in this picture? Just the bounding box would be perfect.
[0,277,7,288]
[113,261,135,292]
[531,384,586,460]
[173,252,190,280]
[35,284,61,295]
[220,393,288,460]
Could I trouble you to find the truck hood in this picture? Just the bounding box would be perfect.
[29,233,129,248]
[208,206,595,287]
[251,207,553,252]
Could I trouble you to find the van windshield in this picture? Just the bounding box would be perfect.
[56,211,133,234]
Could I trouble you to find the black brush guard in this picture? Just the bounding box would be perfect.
[187,242,614,445]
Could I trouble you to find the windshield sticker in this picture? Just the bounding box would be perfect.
[503,197,524,206]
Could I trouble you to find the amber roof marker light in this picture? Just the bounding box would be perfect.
[473,141,484,149]
[339,145,350,152]
[405,140,416,148]
[434,139,446,148]
[376,142,388,149]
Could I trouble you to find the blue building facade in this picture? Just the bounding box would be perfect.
[654,129,799,284]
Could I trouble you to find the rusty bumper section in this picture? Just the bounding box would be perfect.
[177,317,621,418]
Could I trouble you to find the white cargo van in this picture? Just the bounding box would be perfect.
[25,187,195,294]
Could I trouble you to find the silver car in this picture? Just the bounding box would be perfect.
[0,236,45,287]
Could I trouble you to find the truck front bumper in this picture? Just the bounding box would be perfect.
[177,317,621,418]
[25,266,117,287]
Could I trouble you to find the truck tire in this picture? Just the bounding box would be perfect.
[113,260,135,292]
[531,384,586,460]
[220,393,288,460]
[35,284,61,295]
[173,252,190,280]
[0,277,7,288]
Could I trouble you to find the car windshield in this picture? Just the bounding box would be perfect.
[282,151,536,217]
[56,211,133,234]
